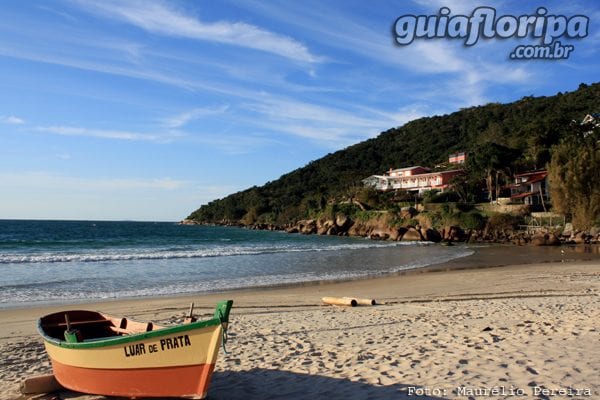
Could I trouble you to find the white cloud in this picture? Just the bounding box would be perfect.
[76,0,323,63]
[238,2,532,108]
[37,125,183,143]
[1,115,25,125]
[163,105,229,128]
[0,44,202,91]
[190,133,282,155]
[239,95,407,147]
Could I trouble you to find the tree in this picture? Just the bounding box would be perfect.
[548,125,600,230]
[450,174,479,203]
[467,142,519,203]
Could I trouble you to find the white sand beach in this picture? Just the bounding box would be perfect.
[0,251,599,399]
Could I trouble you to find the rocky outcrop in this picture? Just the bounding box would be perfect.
[317,219,334,235]
[336,214,352,231]
[441,226,466,242]
[347,220,370,237]
[572,231,589,244]
[179,219,199,225]
[187,210,600,248]
[250,223,281,231]
[370,226,400,241]
[295,220,317,235]
[559,228,599,244]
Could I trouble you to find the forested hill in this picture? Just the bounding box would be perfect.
[187,83,599,225]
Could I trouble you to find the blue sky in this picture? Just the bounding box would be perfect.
[0,0,598,221]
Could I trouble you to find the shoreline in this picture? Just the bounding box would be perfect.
[1,244,599,340]
[1,243,598,313]
[1,245,599,399]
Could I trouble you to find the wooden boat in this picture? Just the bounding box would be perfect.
[38,300,233,399]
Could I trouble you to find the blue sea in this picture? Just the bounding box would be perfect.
[0,220,473,308]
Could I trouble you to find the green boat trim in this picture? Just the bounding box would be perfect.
[38,300,233,350]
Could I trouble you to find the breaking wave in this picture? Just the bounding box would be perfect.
[0,241,426,264]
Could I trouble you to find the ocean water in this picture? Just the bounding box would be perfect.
[0,220,473,308]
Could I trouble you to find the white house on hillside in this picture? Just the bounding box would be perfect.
[363,166,464,194]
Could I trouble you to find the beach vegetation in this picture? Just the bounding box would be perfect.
[457,211,488,230]
[548,122,600,230]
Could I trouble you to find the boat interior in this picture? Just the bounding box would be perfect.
[39,310,167,342]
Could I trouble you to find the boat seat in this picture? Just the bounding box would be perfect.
[46,319,110,329]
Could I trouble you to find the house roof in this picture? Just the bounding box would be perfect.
[387,169,464,179]
[362,175,389,181]
[525,175,547,185]
[514,169,547,178]
[389,166,430,172]
[511,191,536,199]
[514,170,548,184]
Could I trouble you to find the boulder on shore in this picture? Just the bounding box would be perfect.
[422,228,442,243]
[317,219,335,235]
[296,220,317,235]
[572,231,588,244]
[400,227,424,241]
[445,226,465,242]
[335,214,353,231]
[370,227,400,241]
[531,233,561,246]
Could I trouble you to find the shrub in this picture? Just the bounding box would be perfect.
[485,213,523,231]
[431,191,461,203]
[457,211,487,230]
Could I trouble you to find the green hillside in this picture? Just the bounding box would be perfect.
[187,83,599,225]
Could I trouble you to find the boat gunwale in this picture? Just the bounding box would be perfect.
[38,302,232,349]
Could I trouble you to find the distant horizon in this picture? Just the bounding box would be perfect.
[0,218,179,223]
[1,1,598,221]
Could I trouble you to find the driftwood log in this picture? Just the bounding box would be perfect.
[345,297,377,306]
[322,297,377,307]
[322,297,357,307]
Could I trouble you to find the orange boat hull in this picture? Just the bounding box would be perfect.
[52,359,215,398]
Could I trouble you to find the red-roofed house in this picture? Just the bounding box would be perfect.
[510,170,548,205]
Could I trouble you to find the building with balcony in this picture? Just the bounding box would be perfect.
[362,166,464,194]
[510,170,548,206]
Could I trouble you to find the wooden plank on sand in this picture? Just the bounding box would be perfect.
[20,374,63,394]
